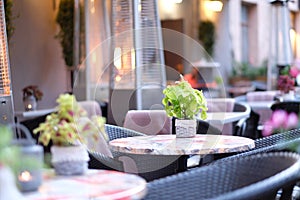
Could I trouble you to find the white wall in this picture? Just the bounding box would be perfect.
[9,0,68,111]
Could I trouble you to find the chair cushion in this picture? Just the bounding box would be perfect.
[123,110,171,135]
[206,99,235,135]
[246,91,279,124]
[78,101,102,118]
[206,98,235,112]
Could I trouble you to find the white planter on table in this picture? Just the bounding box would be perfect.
[51,145,90,176]
[175,119,197,138]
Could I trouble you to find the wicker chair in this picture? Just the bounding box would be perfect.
[89,124,179,181]
[213,128,300,163]
[143,152,300,200]
[88,124,145,171]
[123,110,172,135]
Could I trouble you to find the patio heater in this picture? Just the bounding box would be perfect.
[0,0,14,125]
[267,0,293,90]
[108,0,166,125]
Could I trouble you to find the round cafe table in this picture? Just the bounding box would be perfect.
[109,134,255,155]
[23,169,147,200]
[109,134,255,172]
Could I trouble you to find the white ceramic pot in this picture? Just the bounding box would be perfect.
[51,145,90,176]
[279,90,295,101]
[175,119,197,138]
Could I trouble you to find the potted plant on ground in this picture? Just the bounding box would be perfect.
[33,93,107,175]
[198,20,215,58]
[22,85,43,111]
[162,75,208,137]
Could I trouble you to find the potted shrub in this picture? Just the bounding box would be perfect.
[198,20,215,58]
[33,93,107,175]
[22,85,43,111]
[162,76,208,137]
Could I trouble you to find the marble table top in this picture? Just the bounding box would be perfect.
[109,135,255,156]
[24,169,147,200]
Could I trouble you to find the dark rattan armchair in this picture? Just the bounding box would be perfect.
[143,152,300,200]
[89,124,179,181]
[88,124,145,171]
[212,128,300,164]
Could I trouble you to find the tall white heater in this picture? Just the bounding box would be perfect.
[267,0,293,90]
[108,0,166,125]
[0,0,14,125]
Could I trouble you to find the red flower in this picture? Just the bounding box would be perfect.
[277,75,295,94]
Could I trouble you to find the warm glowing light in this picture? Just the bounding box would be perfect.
[131,48,136,70]
[205,0,223,12]
[290,28,296,53]
[18,171,32,182]
[90,0,95,14]
[114,47,122,70]
[27,104,32,109]
[169,0,182,3]
[115,75,122,82]
[92,52,97,64]
[138,0,142,12]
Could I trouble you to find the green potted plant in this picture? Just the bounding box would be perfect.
[198,20,215,58]
[162,75,208,137]
[4,0,18,43]
[55,0,84,90]
[55,0,74,68]
[33,93,107,175]
[22,85,43,111]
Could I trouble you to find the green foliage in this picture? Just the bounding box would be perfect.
[231,61,267,80]
[198,20,215,56]
[4,0,15,42]
[0,125,20,173]
[56,0,74,67]
[33,94,107,147]
[0,124,42,181]
[162,76,208,120]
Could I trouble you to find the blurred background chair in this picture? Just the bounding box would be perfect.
[271,101,300,114]
[78,100,102,117]
[123,110,171,135]
[246,91,279,125]
[143,152,300,200]
[206,99,251,136]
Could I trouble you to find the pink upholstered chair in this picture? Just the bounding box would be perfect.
[78,100,102,118]
[123,110,172,135]
[206,98,235,135]
[246,91,279,124]
[206,98,235,112]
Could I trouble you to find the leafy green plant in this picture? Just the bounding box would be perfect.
[55,0,74,67]
[0,125,19,169]
[4,0,15,42]
[198,20,215,56]
[33,94,107,148]
[162,76,208,120]
[231,61,267,80]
